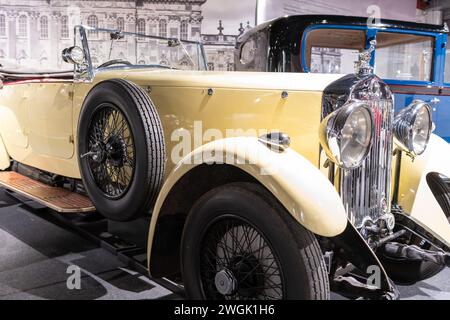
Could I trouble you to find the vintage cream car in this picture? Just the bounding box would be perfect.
[0,26,449,300]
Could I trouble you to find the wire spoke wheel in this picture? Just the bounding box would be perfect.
[86,103,135,199]
[199,216,284,300]
[78,79,165,221]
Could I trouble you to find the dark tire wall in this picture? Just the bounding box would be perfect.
[78,79,166,221]
[427,172,450,221]
[180,182,330,300]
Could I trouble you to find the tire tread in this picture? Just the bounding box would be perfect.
[109,79,166,208]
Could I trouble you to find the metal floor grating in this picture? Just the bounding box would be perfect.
[0,171,95,213]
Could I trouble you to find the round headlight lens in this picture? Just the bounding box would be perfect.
[319,102,373,169]
[394,101,432,156]
[62,46,85,65]
[412,106,431,155]
[340,107,373,168]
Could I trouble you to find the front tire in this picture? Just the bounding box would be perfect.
[181,182,330,300]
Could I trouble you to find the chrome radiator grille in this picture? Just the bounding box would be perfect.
[322,75,394,228]
[341,97,394,228]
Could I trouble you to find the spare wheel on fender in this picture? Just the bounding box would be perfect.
[77,79,166,221]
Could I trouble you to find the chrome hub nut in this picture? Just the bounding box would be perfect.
[214,269,237,296]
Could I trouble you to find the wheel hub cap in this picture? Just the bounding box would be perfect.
[214,269,237,296]
[89,142,106,163]
[105,135,127,167]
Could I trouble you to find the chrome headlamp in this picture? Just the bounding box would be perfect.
[319,101,374,169]
[393,101,432,156]
[62,46,86,65]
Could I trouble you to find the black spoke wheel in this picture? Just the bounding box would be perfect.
[200,216,284,300]
[78,79,165,221]
[86,103,136,199]
[181,182,330,300]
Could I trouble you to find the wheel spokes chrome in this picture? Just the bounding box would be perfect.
[200,218,284,300]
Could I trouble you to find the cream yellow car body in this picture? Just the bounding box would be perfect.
[0,69,449,274]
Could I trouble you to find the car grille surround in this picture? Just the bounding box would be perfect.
[322,74,394,228]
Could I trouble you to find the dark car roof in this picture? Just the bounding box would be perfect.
[238,14,448,43]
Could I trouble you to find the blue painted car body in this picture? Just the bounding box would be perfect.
[235,16,450,142]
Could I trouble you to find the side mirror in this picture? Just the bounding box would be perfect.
[62,46,86,65]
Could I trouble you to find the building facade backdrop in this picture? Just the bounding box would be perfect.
[201,20,251,71]
[1,0,442,73]
[0,0,248,71]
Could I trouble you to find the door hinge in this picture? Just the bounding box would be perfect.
[68,91,74,100]
[69,135,74,143]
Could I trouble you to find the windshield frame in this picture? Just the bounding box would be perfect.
[74,25,207,81]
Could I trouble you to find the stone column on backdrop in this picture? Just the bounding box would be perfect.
[29,11,40,62]
[7,11,17,60]
[50,12,61,68]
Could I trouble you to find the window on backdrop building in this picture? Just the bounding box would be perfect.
[0,14,5,37]
[159,20,167,38]
[117,17,125,31]
[61,15,69,39]
[137,18,146,38]
[149,23,156,36]
[87,15,98,37]
[40,16,48,39]
[18,15,28,37]
[180,20,188,40]
[137,18,146,34]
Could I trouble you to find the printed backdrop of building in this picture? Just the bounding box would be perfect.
[0,0,253,71]
[0,0,446,72]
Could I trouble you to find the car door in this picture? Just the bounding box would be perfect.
[0,83,31,150]
[27,81,74,159]
[435,93,450,143]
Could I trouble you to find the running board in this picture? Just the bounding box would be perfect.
[0,171,95,213]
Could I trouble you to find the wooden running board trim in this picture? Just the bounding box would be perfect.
[0,171,96,213]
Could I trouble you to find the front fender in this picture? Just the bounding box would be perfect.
[398,134,450,247]
[147,137,347,269]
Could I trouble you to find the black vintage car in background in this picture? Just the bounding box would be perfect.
[235,15,450,143]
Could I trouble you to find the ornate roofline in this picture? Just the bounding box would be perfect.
[67,0,207,3]
[0,0,207,4]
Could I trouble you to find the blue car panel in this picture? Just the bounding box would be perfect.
[393,91,450,143]
[235,15,449,141]
[434,95,450,142]
[304,25,449,142]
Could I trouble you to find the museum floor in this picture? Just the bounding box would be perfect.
[0,188,448,300]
